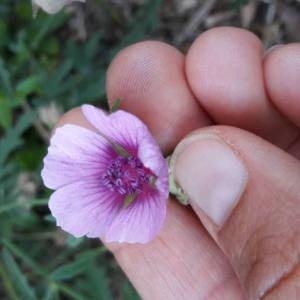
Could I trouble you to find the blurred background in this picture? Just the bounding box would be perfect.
[0,0,299,299]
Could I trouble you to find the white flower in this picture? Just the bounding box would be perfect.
[32,0,85,14]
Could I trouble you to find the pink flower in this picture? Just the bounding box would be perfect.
[41,104,169,244]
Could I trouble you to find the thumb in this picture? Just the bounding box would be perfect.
[173,126,300,300]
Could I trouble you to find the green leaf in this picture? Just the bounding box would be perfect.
[0,162,17,180]
[0,198,48,215]
[76,71,106,104]
[50,255,90,281]
[44,214,56,223]
[0,20,8,50]
[66,235,84,248]
[2,239,46,276]
[78,263,114,300]
[42,284,59,300]
[0,58,14,101]
[16,76,40,97]
[123,281,140,300]
[55,283,86,300]
[50,248,106,281]
[15,142,45,171]
[0,93,12,129]
[0,261,19,300]
[0,110,35,165]
[1,248,37,300]
[30,13,67,50]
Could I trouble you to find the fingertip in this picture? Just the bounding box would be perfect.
[54,107,95,133]
[263,44,283,58]
[107,40,210,154]
[264,43,300,128]
[107,41,184,105]
[173,127,248,229]
[186,27,264,120]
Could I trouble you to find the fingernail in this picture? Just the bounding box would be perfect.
[174,136,248,226]
[264,44,283,57]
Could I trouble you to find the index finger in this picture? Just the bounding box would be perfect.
[106,41,211,154]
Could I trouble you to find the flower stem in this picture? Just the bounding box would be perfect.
[168,156,189,205]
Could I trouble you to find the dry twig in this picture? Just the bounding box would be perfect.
[174,0,217,46]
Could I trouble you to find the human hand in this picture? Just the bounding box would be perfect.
[55,27,300,299]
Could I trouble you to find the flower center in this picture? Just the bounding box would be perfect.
[102,156,152,196]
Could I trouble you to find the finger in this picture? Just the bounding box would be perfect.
[111,201,244,300]
[173,126,300,300]
[185,27,298,149]
[55,108,244,299]
[106,41,212,154]
[264,44,300,158]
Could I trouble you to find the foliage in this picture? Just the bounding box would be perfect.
[0,0,163,298]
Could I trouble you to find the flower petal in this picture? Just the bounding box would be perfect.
[41,124,113,190]
[81,104,150,153]
[105,191,167,244]
[49,180,123,238]
[137,128,169,191]
[32,0,85,14]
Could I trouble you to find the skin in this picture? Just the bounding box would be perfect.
[55,27,300,299]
